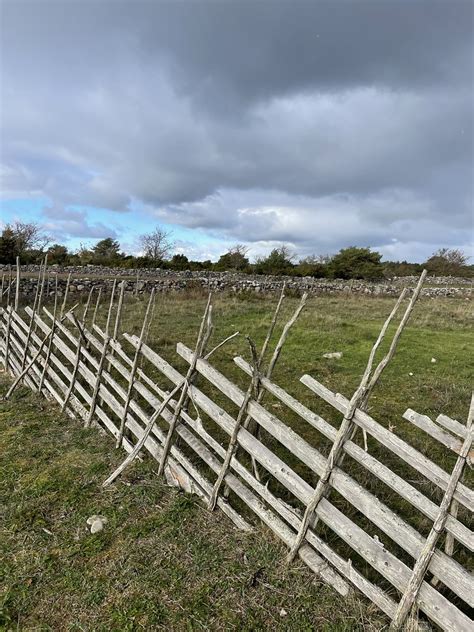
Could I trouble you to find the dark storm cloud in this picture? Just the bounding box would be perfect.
[0,0,472,260]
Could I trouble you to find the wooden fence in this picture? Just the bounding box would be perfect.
[0,282,472,631]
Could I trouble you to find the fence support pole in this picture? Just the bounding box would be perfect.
[14,256,20,310]
[85,283,116,427]
[38,275,59,393]
[286,271,427,563]
[157,295,213,476]
[208,338,260,510]
[116,289,155,448]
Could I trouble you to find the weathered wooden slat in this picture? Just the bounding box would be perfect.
[302,374,474,512]
[234,355,473,552]
[131,337,470,632]
[436,413,468,439]
[176,343,473,607]
[403,409,466,455]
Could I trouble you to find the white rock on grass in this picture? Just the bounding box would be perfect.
[86,515,108,534]
[431,357,437,363]
[323,352,343,359]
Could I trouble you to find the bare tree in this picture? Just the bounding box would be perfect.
[139,227,174,262]
[10,221,51,253]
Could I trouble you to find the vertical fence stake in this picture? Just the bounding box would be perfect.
[37,254,48,314]
[84,282,116,427]
[4,305,13,372]
[286,271,427,564]
[116,289,155,448]
[60,273,72,318]
[62,313,85,412]
[0,274,4,306]
[91,287,102,330]
[14,256,20,310]
[208,338,260,510]
[249,291,308,480]
[39,275,59,393]
[157,295,214,477]
[389,393,473,630]
[6,265,12,306]
[20,256,45,372]
[82,287,94,326]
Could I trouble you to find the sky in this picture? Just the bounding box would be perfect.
[0,0,473,263]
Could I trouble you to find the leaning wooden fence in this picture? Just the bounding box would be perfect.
[0,278,472,631]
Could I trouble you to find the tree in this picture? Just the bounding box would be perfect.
[47,243,69,265]
[0,226,20,263]
[295,255,327,278]
[92,238,122,263]
[139,227,173,264]
[9,221,50,254]
[254,246,295,275]
[424,248,470,276]
[328,247,383,280]
[215,244,250,271]
[169,253,190,270]
[0,222,50,262]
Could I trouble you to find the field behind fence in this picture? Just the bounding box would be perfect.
[0,268,472,632]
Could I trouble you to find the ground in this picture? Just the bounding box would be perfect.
[1,291,472,630]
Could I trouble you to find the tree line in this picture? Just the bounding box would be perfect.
[0,221,471,279]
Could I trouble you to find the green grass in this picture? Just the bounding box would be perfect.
[1,291,472,629]
[0,375,385,631]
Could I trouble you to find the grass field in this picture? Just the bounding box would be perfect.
[1,291,472,630]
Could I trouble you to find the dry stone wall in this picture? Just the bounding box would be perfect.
[2,264,472,299]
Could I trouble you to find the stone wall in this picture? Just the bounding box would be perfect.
[3,265,471,299]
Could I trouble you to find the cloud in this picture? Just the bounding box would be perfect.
[0,1,472,261]
[42,205,118,242]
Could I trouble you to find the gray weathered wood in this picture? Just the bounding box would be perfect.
[436,413,468,439]
[176,343,473,607]
[302,375,474,512]
[157,294,213,477]
[403,409,466,456]
[135,337,471,631]
[14,256,20,310]
[390,394,473,630]
[234,355,473,552]
[208,337,260,510]
[116,289,155,448]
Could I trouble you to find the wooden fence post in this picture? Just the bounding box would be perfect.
[286,271,426,563]
[116,289,155,448]
[84,283,116,427]
[61,312,87,412]
[60,273,72,318]
[156,295,214,476]
[91,287,102,329]
[20,256,45,372]
[14,256,20,310]
[208,337,260,510]
[38,275,59,393]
